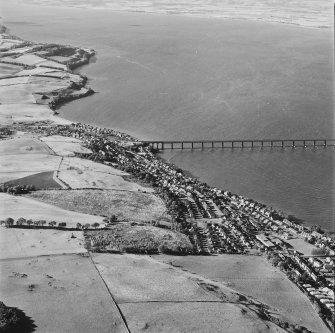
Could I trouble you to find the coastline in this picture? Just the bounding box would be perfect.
[0,24,334,333]
[0,23,331,234]
[11,0,333,30]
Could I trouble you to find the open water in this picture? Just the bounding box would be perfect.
[1,1,333,230]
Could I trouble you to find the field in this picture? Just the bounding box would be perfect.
[121,302,283,333]
[41,136,92,156]
[87,224,192,254]
[27,189,168,222]
[154,254,330,333]
[4,171,62,189]
[0,254,128,333]
[0,193,104,226]
[57,157,154,191]
[286,238,319,256]
[0,63,20,76]
[0,104,54,125]
[0,137,50,155]
[0,154,61,183]
[0,228,85,259]
[92,253,286,333]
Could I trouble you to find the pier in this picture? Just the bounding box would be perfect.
[143,139,335,150]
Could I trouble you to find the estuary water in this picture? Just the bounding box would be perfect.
[1,1,333,230]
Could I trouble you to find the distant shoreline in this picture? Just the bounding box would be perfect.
[14,0,333,30]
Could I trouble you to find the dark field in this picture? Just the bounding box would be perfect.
[5,171,62,189]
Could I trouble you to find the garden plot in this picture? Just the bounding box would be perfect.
[40,136,92,156]
[0,255,127,333]
[0,104,53,125]
[0,228,85,259]
[0,193,104,226]
[155,255,329,333]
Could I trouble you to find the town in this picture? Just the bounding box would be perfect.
[2,121,334,331]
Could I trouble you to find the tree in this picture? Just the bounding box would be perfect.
[5,217,14,228]
[26,219,33,227]
[49,221,57,227]
[16,217,26,226]
[92,222,100,229]
[39,220,46,227]
[76,223,82,230]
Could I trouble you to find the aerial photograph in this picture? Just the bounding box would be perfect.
[0,0,334,332]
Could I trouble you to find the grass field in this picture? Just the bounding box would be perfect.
[92,254,286,333]
[0,154,61,183]
[0,228,85,259]
[0,104,53,125]
[155,254,329,333]
[0,192,104,226]
[27,189,168,222]
[41,136,92,156]
[0,137,50,155]
[87,224,192,254]
[57,157,153,191]
[0,254,128,333]
[286,238,319,256]
[4,171,62,189]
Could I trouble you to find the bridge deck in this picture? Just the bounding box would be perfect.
[142,139,335,150]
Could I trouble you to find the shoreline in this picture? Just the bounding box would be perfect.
[7,0,332,30]
[0,23,331,234]
[1,24,334,333]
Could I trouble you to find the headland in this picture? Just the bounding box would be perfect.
[0,25,334,333]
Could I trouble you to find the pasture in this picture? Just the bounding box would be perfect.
[155,254,330,333]
[0,254,127,333]
[0,193,104,226]
[27,189,167,222]
[0,228,85,259]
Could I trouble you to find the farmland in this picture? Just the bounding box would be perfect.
[155,254,330,333]
[27,189,168,222]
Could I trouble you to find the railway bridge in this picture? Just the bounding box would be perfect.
[142,139,335,150]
